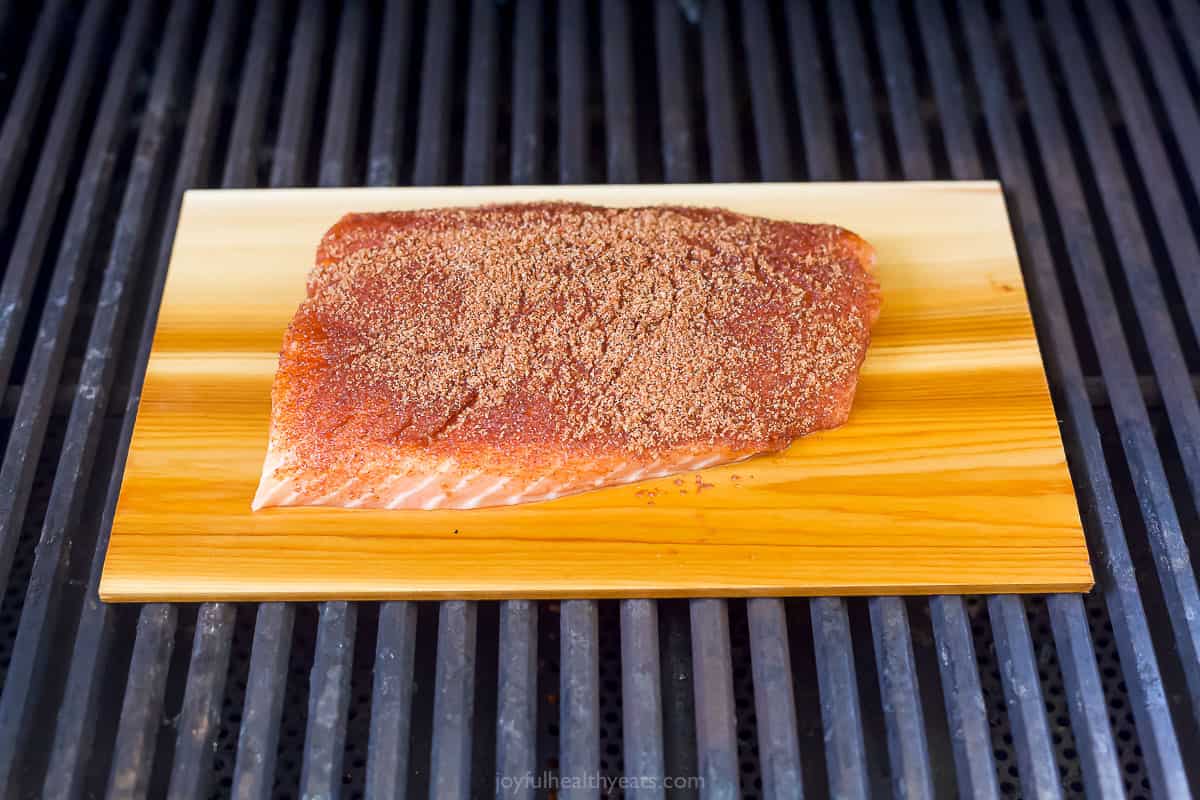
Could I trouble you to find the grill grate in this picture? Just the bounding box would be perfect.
[0,1,1198,797]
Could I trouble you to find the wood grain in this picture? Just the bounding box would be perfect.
[100,182,1093,601]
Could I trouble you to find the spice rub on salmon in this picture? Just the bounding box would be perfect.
[252,203,880,510]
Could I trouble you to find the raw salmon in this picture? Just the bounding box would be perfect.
[252,203,879,510]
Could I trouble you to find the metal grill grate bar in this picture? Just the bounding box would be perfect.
[430,601,478,799]
[319,0,368,186]
[560,600,600,800]
[690,599,739,799]
[557,0,589,185]
[912,1,975,176]
[987,595,1062,798]
[223,0,283,189]
[740,0,791,181]
[700,0,743,183]
[810,598,868,799]
[464,0,499,185]
[745,599,802,800]
[510,0,544,186]
[658,602,699,797]
[413,0,454,188]
[496,600,537,800]
[367,0,413,188]
[169,603,237,798]
[366,601,417,799]
[830,1,887,179]
[300,601,357,799]
[783,3,836,180]
[869,0,932,180]
[1168,0,1200,71]
[234,603,295,798]
[108,604,178,798]
[653,0,698,183]
[868,598,934,799]
[1046,594,1125,799]
[927,596,1001,799]
[620,600,666,800]
[269,1,326,190]
[601,0,638,183]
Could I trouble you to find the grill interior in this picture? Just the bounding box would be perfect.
[1,0,1199,798]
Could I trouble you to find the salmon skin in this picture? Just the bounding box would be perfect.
[252,203,879,510]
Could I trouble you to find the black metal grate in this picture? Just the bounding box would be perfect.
[0,1,1198,797]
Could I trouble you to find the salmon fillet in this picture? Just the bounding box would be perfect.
[252,203,879,510]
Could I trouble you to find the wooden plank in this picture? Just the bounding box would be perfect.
[100,182,1092,601]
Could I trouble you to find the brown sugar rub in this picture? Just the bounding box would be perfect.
[253,203,880,510]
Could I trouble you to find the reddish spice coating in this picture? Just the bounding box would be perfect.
[269,203,879,479]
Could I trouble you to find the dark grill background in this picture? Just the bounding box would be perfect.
[0,0,1198,797]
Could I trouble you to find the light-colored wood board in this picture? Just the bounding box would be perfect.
[100,182,1093,601]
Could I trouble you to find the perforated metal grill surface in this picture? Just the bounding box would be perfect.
[0,1,1198,798]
